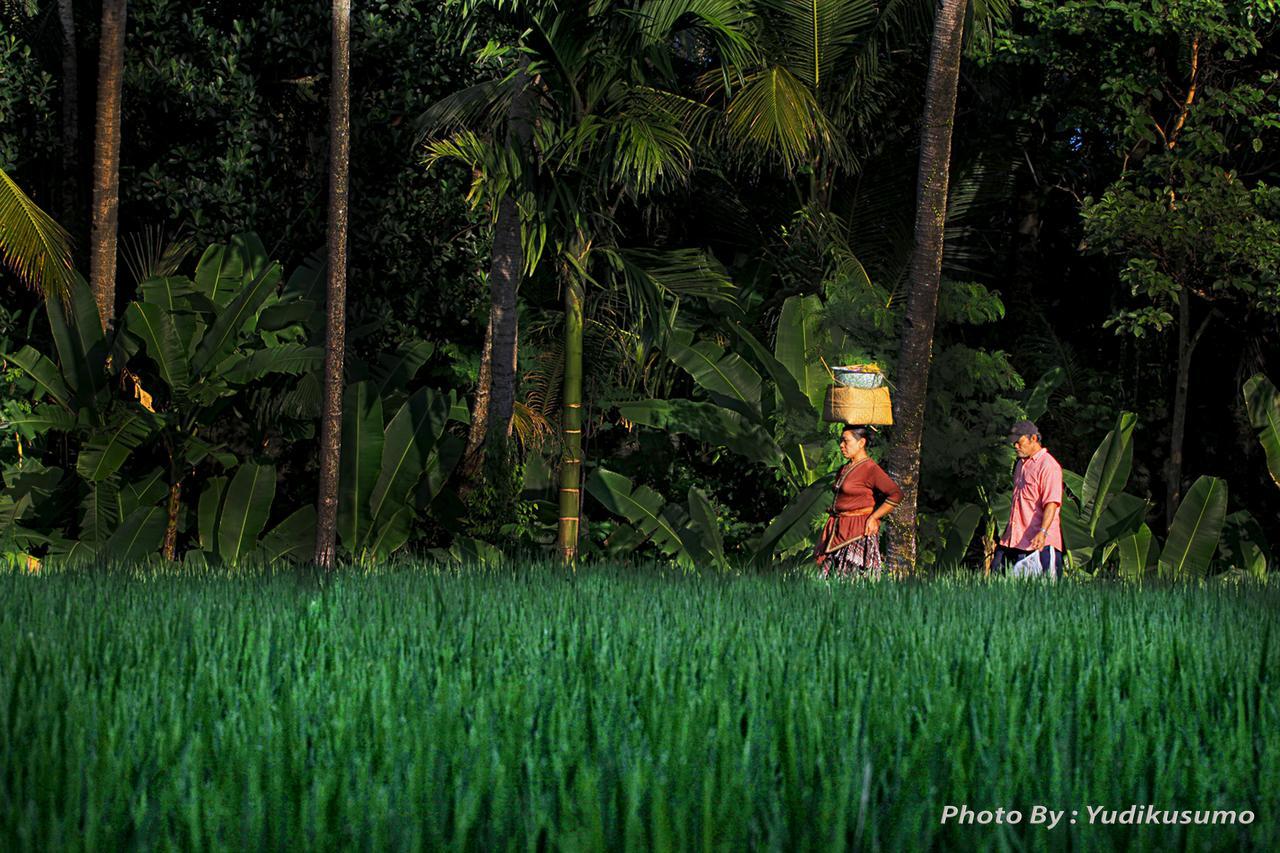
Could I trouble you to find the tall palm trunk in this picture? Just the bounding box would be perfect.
[884,0,968,576]
[556,255,586,564]
[89,0,127,331]
[314,0,352,572]
[461,61,533,486]
[58,0,79,227]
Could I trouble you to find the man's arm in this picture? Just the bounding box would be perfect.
[1029,501,1060,551]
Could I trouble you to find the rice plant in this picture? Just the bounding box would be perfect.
[2,564,1276,851]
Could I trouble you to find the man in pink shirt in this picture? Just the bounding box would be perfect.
[995,419,1065,579]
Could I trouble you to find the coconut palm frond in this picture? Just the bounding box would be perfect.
[120,225,197,286]
[510,399,556,451]
[635,0,759,71]
[414,76,514,142]
[608,106,695,196]
[723,65,849,174]
[760,0,877,89]
[0,167,76,299]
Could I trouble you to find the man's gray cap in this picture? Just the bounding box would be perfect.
[1008,419,1040,441]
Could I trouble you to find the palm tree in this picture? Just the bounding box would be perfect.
[458,59,533,487]
[883,0,969,576]
[428,0,748,563]
[0,168,76,298]
[89,0,127,330]
[313,0,352,572]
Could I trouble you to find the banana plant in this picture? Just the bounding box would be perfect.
[585,468,732,570]
[1058,412,1147,571]
[196,463,315,567]
[1244,373,1279,489]
[338,381,463,561]
[606,295,852,564]
[1157,476,1229,580]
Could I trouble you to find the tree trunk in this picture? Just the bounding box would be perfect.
[460,61,533,487]
[1166,286,1210,528]
[883,0,968,576]
[556,267,586,565]
[57,0,79,227]
[88,0,127,331]
[162,478,181,561]
[313,0,352,572]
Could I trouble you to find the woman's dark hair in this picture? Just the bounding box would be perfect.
[841,425,874,448]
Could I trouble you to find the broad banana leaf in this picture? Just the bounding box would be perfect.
[198,477,227,553]
[366,388,448,550]
[1220,510,1268,579]
[686,486,727,570]
[730,322,814,416]
[120,468,167,518]
[221,344,323,383]
[666,330,762,410]
[1117,524,1153,580]
[139,276,195,311]
[418,432,464,508]
[5,347,74,411]
[191,261,282,374]
[258,506,317,563]
[775,295,827,409]
[615,399,784,469]
[371,340,435,398]
[1059,497,1094,569]
[4,404,77,439]
[126,301,191,397]
[1081,412,1136,531]
[1023,367,1065,422]
[940,503,982,568]
[1243,374,1280,489]
[256,299,317,331]
[586,468,693,567]
[45,276,107,408]
[194,241,246,306]
[79,478,121,550]
[749,476,833,564]
[77,412,155,482]
[338,382,384,552]
[366,507,413,559]
[217,463,277,566]
[1093,491,1149,556]
[1158,476,1228,579]
[103,505,166,561]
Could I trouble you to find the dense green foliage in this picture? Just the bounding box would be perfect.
[0,0,1277,571]
[3,566,1278,849]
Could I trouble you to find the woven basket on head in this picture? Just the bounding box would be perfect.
[823,385,893,425]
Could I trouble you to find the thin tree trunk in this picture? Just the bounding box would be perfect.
[162,478,181,561]
[884,0,968,577]
[461,61,533,486]
[1166,287,1211,528]
[556,268,585,565]
[88,0,127,331]
[57,0,79,227]
[313,0,352,572]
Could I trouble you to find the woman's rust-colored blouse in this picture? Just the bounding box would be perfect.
[818,458,903,553]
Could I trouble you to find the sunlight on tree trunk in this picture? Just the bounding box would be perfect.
[89,0,127,331]
[314,0,351,572]
[885,0,968,576]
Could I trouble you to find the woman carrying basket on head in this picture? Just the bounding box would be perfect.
[814,425,902,578]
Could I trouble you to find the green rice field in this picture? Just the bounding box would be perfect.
[2,565,1277,851]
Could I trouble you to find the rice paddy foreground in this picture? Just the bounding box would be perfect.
[2,566,1277,851]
